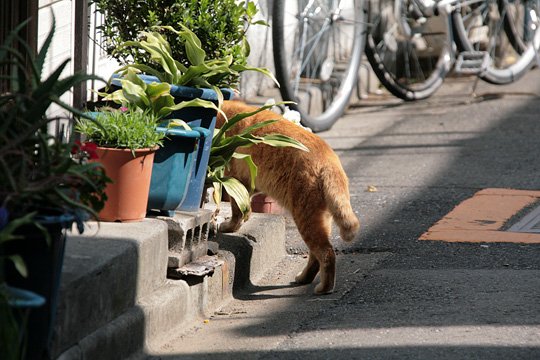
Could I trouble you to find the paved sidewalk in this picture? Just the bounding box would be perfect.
[148,70,540,359]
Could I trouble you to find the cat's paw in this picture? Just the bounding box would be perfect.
[314,282,334,295]
[218,220,240,233]
[294,271,314,285]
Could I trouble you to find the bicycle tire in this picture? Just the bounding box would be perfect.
[502,0,540,51]
[272,0,367,132]
[452,0,540,84]
[365,0,453,101]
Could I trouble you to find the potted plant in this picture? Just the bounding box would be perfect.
[92,0,274,212]
[0,19,109,359]
[76,107,165,221]
[93,0,265,89]
[100,25,277,213]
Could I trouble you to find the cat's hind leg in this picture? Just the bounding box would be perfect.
[295,252,319,284]
[294,209,336,295]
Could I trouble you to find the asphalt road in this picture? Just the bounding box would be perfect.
[151,71,540,359]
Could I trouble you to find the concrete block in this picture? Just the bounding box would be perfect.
[155,210,213,269]
[208,250,235,311]
[139,280,193,349]
[142,251,235,352]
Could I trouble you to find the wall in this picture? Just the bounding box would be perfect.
[38,0,74,137]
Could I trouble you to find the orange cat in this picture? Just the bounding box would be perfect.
[216,100,360,295]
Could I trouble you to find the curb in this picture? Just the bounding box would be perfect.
[54,211,286,359]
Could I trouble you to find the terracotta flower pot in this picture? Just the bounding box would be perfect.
[251,193,284,214]
[95,147,156,222]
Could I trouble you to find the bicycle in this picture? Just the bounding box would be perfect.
[366,0,540,100]
[272,0,367,132]
[272,0,540,132]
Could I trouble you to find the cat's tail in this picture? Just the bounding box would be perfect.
[322,164,360,242]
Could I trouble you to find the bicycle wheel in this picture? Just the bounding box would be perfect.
[272,0,366,132]
[452,0,540,84]
[365,0,453,100]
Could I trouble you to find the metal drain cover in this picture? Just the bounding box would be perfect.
[507,204,540,233]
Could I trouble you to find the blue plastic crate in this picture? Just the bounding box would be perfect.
[110,74,234,212]
[147,126,208,214]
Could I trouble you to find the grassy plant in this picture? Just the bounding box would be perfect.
[76,108,165,153]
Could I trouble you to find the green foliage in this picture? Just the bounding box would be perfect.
[0,21,110,354]
[93,0,266,88]
[207,103,308,218]
[76,108,165,152]
[0,285,21,360]
[110,27,276,97]
[102,67,225,120]
[0,18,110,229]
[102,28,276,122]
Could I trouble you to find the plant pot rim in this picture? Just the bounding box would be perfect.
[110,74,235,101]
[95,146,159,153]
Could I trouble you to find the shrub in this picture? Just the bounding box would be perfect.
[93,0,264,87]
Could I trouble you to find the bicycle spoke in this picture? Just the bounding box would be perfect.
[365,0,451,100]
[273,0,366,131]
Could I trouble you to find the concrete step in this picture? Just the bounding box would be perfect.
[53,219,169,356]
[53,209,285,359]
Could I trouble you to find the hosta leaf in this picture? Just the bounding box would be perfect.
[168,119,192,130]
[231,64,279,87]
[120,79,150,108]
[210,135,258,158]
[233,153,258,191]
[159,98,225,120]
[213,102,285,145]
[239,119,279,136]
[212,181,223,206]
[124,68,147,88]
[176,63,214,85]
[178,25,206,65]
[221,177,251,219]
[145,82,171,101]
[101,89,127,104]
[151,94,175,117]
[260,134,309,152]
[116,64,165,81]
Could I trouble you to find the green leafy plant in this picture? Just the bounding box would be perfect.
[207,103,309,218]
[0,18,110,241]
[102,27,277,118]
[76,107,165,153]
[114,26,277,90]
[0,19,110,358]
[101,67,224,120]
[93,0,266,88]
